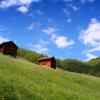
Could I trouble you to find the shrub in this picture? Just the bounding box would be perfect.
[62,59,92,74]
[17,49,46,64]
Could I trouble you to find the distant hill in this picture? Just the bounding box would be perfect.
[0,54,100,100]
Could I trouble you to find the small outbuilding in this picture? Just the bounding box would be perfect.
[0,41,18,57]
[38,56,56,69]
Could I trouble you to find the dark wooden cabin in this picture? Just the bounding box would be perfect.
[38,56,56,69]
[0,41,18,57]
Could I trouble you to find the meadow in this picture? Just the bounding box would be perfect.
[0,54,100,100]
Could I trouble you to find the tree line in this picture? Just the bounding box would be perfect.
[17,49,100,77]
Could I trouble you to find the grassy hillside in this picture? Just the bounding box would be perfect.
[0,54,100,100]
[17,49,100,77]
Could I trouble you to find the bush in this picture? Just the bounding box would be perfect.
[17,49,46,64]
[55,58,63,68]
[62,59,92,74]
[87,58,100,77]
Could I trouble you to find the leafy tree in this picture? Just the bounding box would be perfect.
[55,58,63,68]
[62,59,92,74]
[17,49,46,64]
[87,57,100,77]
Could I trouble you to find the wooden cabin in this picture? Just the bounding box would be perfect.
[38,56,56,69]
[0,41,18,57]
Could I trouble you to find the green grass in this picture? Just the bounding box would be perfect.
[0,54,100,100]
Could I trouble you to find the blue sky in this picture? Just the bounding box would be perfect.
[0,0,100,60]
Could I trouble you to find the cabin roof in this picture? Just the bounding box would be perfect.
[0,41,19,48]
[38,56,56,62]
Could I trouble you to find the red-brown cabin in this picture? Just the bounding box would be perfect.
[0,41,18,57]
[38,56,56,69]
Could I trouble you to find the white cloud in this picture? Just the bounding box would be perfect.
[0,25,7,32]
[88,46,100,53]
[80,0,95,4]
[28,10,43,17]
[0,36,9,44]
[27,22,41,30]
[27,23,35,30]
[17,6,28,13]
[0,25,8,38]
[63,3,79,22]
[0,25,9,44]
[79,18,100,60]
[0,0,42,13]
[54,36,74,48]
[28,40,48,54]
[42,27,57,35]
[72,6,79,11]
[42,27,74,48]
[85,52,97,61]
[79,18,100,46]
[29,44,48,53]
[67,4,79,11]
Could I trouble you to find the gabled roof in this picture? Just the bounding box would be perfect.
[0,41,19,48]
[38,56,56,62]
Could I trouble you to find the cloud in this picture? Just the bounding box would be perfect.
[63,3,79,22]
[63,0,73,2]
[0,25,7,32]
[0,0,42,13]
[28,10,43,18]
[42,27,57,35]
[0,26,11,44]
[17,6,28,13]
[66,18,72,23]
[79,18,100,46]
[27,22,41,31]
[66,4,79,11]
[79,18,100,60]
[63,8,70,17]
[80,0,95,4]
[28,40,48,54]
[29,44,48,53]
[42,27,74,48]
[35,10,43,15]
[0,36,9,44]
[0,25,9,43]
[54,36,74,48]
[27,23,35,30]
[85,52,97,61]
[87,46,100,53]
